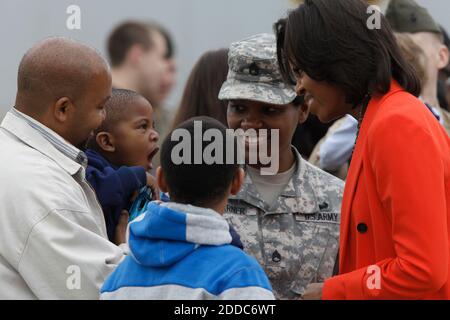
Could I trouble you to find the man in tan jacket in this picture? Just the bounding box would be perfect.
[0,38,126,299]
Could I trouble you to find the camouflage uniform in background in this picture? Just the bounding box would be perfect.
[224,148,343,300]
[219,33,344,300]
[385,0,450,136]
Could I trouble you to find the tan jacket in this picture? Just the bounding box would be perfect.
[0,110,125,299]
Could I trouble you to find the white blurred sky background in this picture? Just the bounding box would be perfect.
[0,0,447,120]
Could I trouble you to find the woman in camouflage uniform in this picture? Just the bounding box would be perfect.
[218,33,344,300]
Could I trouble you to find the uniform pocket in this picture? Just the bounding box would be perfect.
[289,216,338,296]
[224,206,264,263]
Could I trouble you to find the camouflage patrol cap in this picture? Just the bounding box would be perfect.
[219,33,297,105]
[385,0,442,35]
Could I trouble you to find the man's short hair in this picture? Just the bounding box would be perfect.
[155,24,175,59]
[107,21,154,67]
[161,117,239,207]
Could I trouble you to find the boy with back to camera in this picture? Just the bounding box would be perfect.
[100,117,275,300]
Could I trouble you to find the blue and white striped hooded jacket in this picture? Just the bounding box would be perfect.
[100,202,274,300]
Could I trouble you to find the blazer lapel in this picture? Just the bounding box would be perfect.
[338,81,404,271]
[338,94,379,270]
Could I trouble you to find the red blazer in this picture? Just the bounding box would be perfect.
[323,81,450,299]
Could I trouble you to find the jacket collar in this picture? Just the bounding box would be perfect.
[1,109,84,176]
[85,149,119,170]
[229,146,320,214]
[127,201,232,267]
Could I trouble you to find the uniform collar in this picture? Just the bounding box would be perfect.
[1,108,85,176]
[230,146,320,214]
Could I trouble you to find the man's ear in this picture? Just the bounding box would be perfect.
[437,44,450,70]
[230,167,245,196]
[297,102,310,125]
[156,166,169,193]
[126,44,145,66]
[53,97,74,123]
[95,132,115,153]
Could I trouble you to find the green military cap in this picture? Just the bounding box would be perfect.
[385,0,442,34]
[219,33,296,105]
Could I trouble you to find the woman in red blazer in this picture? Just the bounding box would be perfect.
[276,0,450,299]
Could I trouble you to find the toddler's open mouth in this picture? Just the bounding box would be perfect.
[147,147,160,170]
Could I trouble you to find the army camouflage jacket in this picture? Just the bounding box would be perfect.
[224,148,344,299]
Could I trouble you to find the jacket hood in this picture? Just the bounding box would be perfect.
[128,202,232,267]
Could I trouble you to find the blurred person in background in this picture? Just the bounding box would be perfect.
[386,0,450,134]
[291,113,333,159]
[107,21,177,171]
[171,48,229,129]
[156,25,177,110]
[438,25,450,112]
[108,21,169,111]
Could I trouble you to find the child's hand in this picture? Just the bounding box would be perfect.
[114,210,129,245]
[146,173,160,201]
[130,190,139,202]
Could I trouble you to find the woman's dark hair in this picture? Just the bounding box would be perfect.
[171,49,229,130]
[275,0,421,107]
